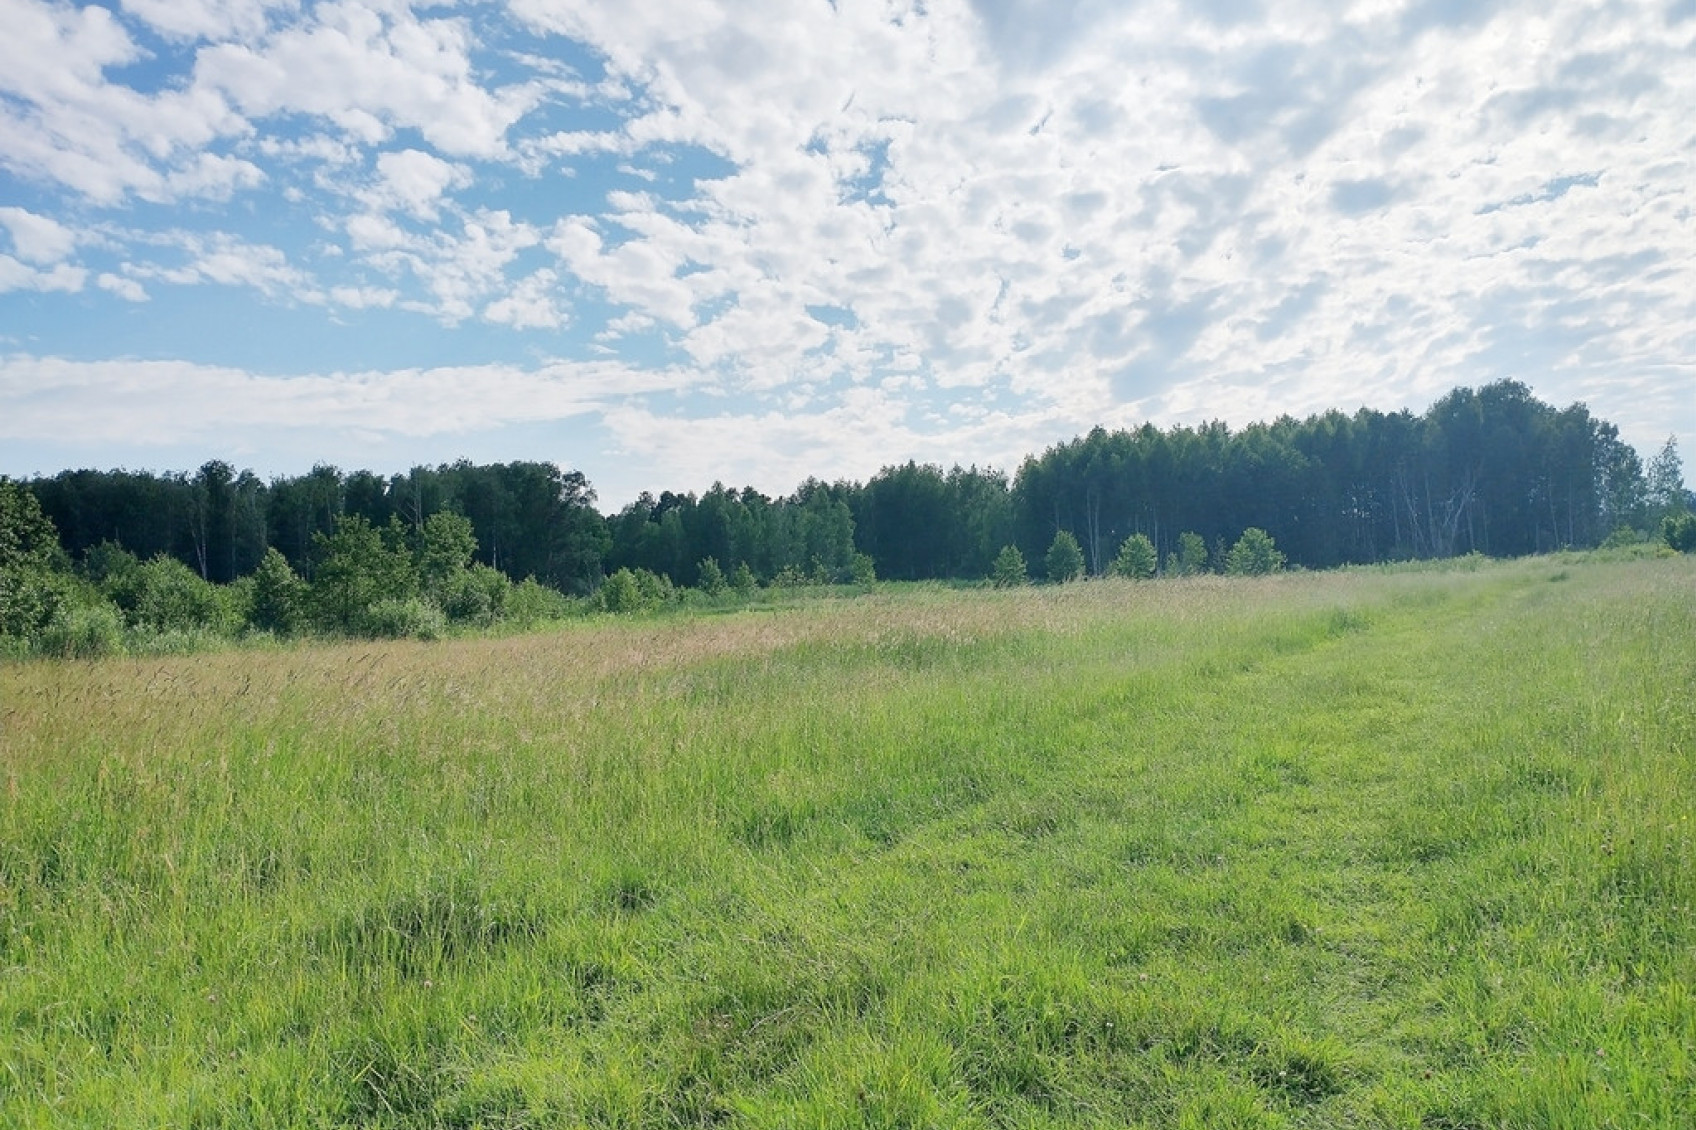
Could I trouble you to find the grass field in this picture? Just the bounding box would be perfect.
[2,553,1693,1128]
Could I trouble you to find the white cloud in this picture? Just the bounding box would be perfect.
[0,206,77,264]
[184,236,297,292]
[0,255,85,294]
[0,0,139,97]
[597,382,1055,502]
[0,353,690,446]
[328,283,398,309]
[129,231,316,300]
[517,128,630,169]
[119,0,297,43]
[484,268,566,330]
[257,132,362,166]
[499,0,1695,468]
[346,211,411,251]
[357,208,544,323]
[163,151,266,199]
[194,1,538,159]
[0,0,246,203]
[366,148,469,219]
[96,271,148,301]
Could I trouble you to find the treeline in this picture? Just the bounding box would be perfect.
[30,460,610,594]
[3,380,1692,655]
[1010,381,1674,572]
[608,381,1688,581]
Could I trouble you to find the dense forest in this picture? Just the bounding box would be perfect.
[3,380,1692,654]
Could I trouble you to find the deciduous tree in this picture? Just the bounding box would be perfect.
[309,515,417,633]
[0,479,67,640]
[1111,533,1158,579]
[1045,530,1085,582]
[1226,528,1286,576]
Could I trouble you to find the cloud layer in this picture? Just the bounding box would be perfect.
[2,0,1691,501]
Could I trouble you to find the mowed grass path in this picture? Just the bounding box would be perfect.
[1,555,1692,1128]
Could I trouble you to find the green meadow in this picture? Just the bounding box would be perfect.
[1,553,1692,1128]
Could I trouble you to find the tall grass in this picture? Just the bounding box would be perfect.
[1,554,1691,1127]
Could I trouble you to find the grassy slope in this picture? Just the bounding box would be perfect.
[1,554,1692,1128]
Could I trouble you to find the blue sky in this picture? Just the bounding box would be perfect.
[2,0,1692,506]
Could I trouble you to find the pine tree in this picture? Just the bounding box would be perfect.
[991,545,1027,588]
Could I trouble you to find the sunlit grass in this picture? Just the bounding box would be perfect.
[2,554,1692,1127]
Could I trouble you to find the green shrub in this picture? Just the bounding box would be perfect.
[441,564,508,625]
[697,557,728,596]
[850,551,877,589]
[36,601,125,659]
[633,568,675,607]
[81,541,144,613]
[127,628,222,656]
[134,555,233,634]
[309,515,418,633]
[416,511,478,597]
[1663,513,1696,553]
[363,597,446,640]
[600,568,651,614]
[771,565,810,589]
[505,577,575,627]
[1,566,71,643]
[1,479,68,640]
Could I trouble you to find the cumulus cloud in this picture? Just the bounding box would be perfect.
[484,268,566,330]
[129,231,315,300]
[96,271,148,301]
[507,0,1694,460]
[366,148,469,219]
[328,283,398,309]
[194,1,537,158]
[1,0,530,207]
[353,208,545,323]
[0,256,85,295]
[0,0,246,202]
[164,151,267,199]
[119,0,296,43]
[0,206,77,264]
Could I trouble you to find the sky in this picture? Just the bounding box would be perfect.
[1,0,1692,508]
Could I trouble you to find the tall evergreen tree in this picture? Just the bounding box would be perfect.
[991,544,1027,588]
